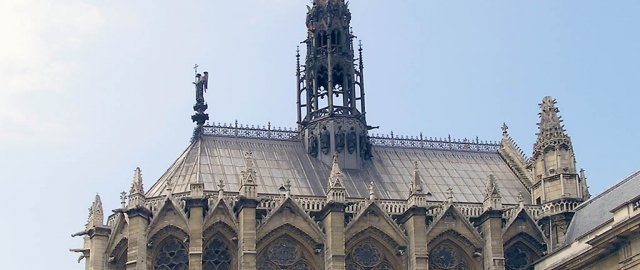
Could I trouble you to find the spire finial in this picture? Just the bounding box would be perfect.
[240,151,258,198]
[191,65,210,139]
[87,194,104,228]
[128,167,146,209]
[483,174,503,211]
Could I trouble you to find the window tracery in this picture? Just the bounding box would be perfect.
[153,237,189,270]
[346,241,396,270]
[257,236,311,270]
[203,238,232,270]
[429,241,469,270]
[505,242,536,270]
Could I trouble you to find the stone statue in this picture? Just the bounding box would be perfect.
[308,134,318,157]
[320,125,330,155]
[194,71,208,103]
[347,126,357,154]
[335,125,345,153]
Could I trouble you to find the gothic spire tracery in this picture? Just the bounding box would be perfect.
[532,96,571,159]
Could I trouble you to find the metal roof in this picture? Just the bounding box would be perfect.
[563,169,640,245]
[146,132,529,204]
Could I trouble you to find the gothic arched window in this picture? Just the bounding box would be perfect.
[257,236,312,270]
[346,241,396,270]
[153,237,189,270]
[109,238,127,270]
[203,238,232,270]
[429,241,470,270]
[505,242,537,270]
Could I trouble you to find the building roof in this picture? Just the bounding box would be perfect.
[563,168,640,245]
[146,125,530,204]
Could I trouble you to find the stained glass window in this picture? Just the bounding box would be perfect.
[154,237,189,270]
[505,242,536,270]
[429,242,469,270]
[346,241,395,270]
[257,236,311,270]
[203,239,232,270]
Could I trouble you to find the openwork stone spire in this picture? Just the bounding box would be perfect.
[326,154,346,203]
[408,161,427,207]
[533,96,571,159]
[87,194,104,228]
[240,151,258,198]
[483,174,503,211]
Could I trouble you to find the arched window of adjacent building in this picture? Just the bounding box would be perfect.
[346,240,397,270]
[505,241,539,270]
[428,240,471,270]
[257,236,313,270]
[203,238,232,270]
[153,236,189,270]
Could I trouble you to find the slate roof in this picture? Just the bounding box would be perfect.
[146,131,530,204]
[563,169,640,245]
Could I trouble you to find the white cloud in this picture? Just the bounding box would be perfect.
[0,0,104,144]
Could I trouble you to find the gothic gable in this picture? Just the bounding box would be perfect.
[204,198,238,233]
[503,208,546,246]
[147,197,189,238]
[257,197,324,245]
[106,213,129,257]
[345,201,408,249]
[426,204,483,249]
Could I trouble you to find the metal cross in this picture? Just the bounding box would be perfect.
[193,64,199,75]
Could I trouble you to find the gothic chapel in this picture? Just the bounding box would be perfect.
[72,1,593,269]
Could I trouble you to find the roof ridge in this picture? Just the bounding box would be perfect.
[573,168,640,211]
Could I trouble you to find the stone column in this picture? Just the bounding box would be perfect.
[88,226,111,270]
[320,202,346,270]
[235,197,259,270]
[478,209,505,270]
[126,207,152,270]
[399,206,429,270]
[185,195,207,270]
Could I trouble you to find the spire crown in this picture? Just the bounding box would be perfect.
[87,194,104,228]
[483,174,503,211]
[240,151,258,197]
[128,167,146,209]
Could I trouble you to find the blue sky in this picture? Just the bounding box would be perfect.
[1,1,639,269]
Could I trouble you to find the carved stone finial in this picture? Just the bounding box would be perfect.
[240,151,258,198]
[368,181,377,201]
[284,179,292,198]
[326,154,346,203]
[446,187,454,203]
[483,174,503,211]
[218,179,225,199]
[517,191,524,208]
[120,191,127,209]
[128,167,146,209]
[407,161,427,207]
[87,194,104,228]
